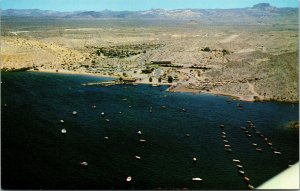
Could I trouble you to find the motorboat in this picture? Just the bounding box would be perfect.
[80,161,88,166]
[135,155,141,160]
[61,128,67,134]
[238,170,245,175]
[126,176,132,182]
[192,178,203,182]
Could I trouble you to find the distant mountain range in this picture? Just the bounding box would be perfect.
[1,3,298,24]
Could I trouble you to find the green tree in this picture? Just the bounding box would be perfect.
[168,76,173,83]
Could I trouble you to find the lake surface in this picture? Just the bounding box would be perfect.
[1,72,299,189]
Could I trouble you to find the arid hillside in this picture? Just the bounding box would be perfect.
[1,4,298,102]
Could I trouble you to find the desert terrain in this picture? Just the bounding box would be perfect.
[1,3,298,102]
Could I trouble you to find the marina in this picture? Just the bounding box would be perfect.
[1,72,298,190]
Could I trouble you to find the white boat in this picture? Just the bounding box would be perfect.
[101,112,105,116]
[139,139,147,142]
[221,132,226,135]
[80,161,88,166]
[248,184,255,190]
[273,151,282,155]
[72,111,77,115]
[126,176,132,182]
[135,155,141,160]
[256,148,262,152]
[61,128,67,134]
[244,176,250,182]
[92,105,97,108]
[221,135,226,139]
[224,144,231,148]
[252,143,258,147]
[233,159,240,163]
[192,178,203,181]
[105,119,110,122]
[137,131,142,135]
[238,170,245,175]
[104,137,109,140]
[223,140,229,143]
[128,106,132,108]
[193,157,197,162]
[236,164,243,168]
[60,119,64,123]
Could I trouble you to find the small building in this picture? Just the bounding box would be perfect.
[150,61,172,65]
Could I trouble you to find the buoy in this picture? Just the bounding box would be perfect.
[135,155,141,160]
[137,131,142,135]
[192,178,203,182]
[4,103,7,107]
[61,128,67,134]
[72,111,77,115]
[101,112,105,116]
[126,176,132,182]
[60,119,64,123]
[80,161,88,166]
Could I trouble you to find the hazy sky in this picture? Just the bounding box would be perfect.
[2,0,298,11]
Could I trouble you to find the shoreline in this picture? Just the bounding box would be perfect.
[24,68,298,104]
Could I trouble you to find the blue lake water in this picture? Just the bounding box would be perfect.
[1,71,299,189]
